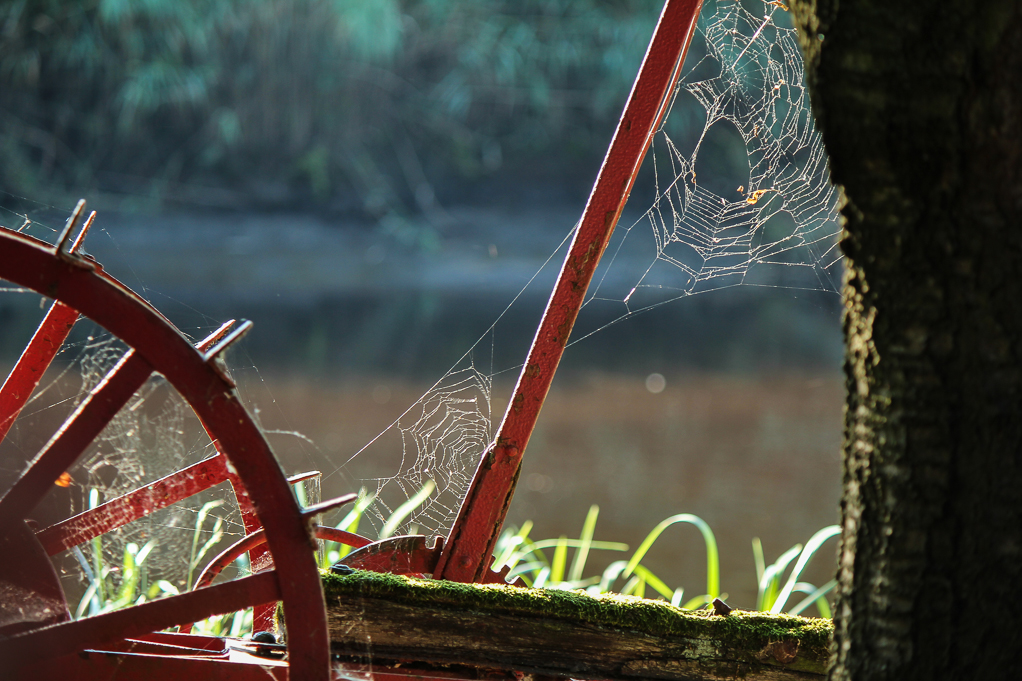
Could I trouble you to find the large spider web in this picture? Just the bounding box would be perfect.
[327,0,842,539]
[588,0,840,321]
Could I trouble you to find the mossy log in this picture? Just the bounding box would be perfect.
[302,571,832,681]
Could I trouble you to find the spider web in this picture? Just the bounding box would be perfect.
[326,0,841,541]
[0,0,839,613]
[345,364,493,535]
[583,0,840,326]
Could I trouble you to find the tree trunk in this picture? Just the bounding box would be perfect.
[786,1,1022,680]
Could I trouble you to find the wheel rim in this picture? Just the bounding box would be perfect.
[0,227,329,678]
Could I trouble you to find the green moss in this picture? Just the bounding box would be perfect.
[318,570,832,666]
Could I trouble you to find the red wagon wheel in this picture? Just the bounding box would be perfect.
[0,211,332,679]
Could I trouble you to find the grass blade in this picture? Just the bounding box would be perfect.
[599,560,629,593]
[337,488,374,533]
[76,579,100,619]
[524,538,629,552]
[568,504,599,582]
[508,559,547,581]
[113,543,140,607]
[551,535,568,583]
[494,520,533,569]
[622,574,644,597]
[757,544,802,611]
[631,564,674,600]
[770,525,840,613]
[332,489,375,562]
[681,594,712,610]
[380,480,435,539]
[187,499,225,590]
[624,514,719,599]
[190,516,225,587]
[533,566,551,589]
[789,579,837,617]
[752,537,765,584]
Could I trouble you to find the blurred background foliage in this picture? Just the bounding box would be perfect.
[0,0,665,220]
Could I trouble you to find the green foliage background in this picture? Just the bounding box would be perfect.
[1,0,663,214]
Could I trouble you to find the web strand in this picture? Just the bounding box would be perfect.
[330,0,841,540]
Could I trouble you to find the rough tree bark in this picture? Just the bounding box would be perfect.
[786,1,1022,680]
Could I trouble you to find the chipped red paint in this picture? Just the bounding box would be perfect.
[435,0,704,583]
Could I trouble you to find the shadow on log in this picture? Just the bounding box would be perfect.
[284,571,833,681]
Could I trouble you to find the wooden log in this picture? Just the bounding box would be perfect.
[297,571,833,681]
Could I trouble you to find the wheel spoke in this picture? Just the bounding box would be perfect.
[0,227,332,679]
[0,571,280,671]
[0,301,79,444]
[0,349,153,519]
[33,320,240,553]
[35,453,231,555]
[0,204,94,444]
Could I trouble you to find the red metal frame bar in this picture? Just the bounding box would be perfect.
[2,322,236,525]
[341,535,444,575]
[36,453,233,555]
[0,206,95,444]
[14,652,289,681]
[0,302,79,443]
[435,0,704,583]
[191,525,372,592]
[15,646,523,681]
[0,349,154,519]
[0,571,280,670]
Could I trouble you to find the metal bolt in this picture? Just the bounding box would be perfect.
[252,631,276,644]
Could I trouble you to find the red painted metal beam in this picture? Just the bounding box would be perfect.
[191,525,372,592]
[316,525,372,548]
[36,453,232,555]
[339,535,444,575]
[0,571,280,671]
[435,0,704,583]
[11,651,288,681]
[0,302,79,443]
[0,349,154,520]
[13,646,524,681]
[0,205,94,445]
